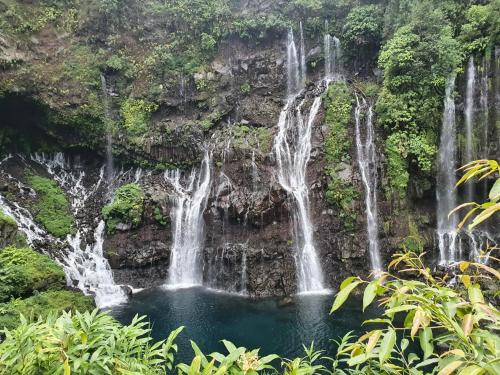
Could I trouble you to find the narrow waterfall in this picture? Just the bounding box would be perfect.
[286,27,305,96]
[31,153,127,307]
[324,29,341,80]
[299,21,306,88]
[100,74,114,180]
[436,76,458,265]
[464,57,476,202]
[480,57,490,198]
[354,96,382,272]
[164,152,212,287]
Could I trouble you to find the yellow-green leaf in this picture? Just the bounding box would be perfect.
[379,328,396,365]
[458,365,484,375]
[462,314,473,337]
[331,280,362,314]
[438,361,464,375]
[363,281,378,311]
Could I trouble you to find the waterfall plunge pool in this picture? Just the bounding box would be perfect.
[109,286,375,363]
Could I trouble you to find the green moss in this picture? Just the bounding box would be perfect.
[323,82,353,165]
[102,183,144,233]
[0,247,66,303]
[27,174,74,238]
[322,82,358,229]
[0,290,95,330]
[232,125,272,154]
[0,209,16,228]
[154,207,167,226]
[120,99,158,137]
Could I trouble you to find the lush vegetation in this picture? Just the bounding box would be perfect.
[0,246,66,303]
[27,174,75,238]
[0,245,94,331]
[323,82,358,230]
[102,183,145,233]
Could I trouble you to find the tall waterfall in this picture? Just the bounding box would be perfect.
[31,153,127,307]
[164,152,212,287]
[100,74,114,180]
[274,28,325,293]
[436,76,458,265]
[354,96,382,272]
[464,57,476,202]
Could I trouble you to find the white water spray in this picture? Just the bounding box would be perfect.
[436,76,458,265]
[31,153,126,307]
[464,57,476,202]
[354,96,382,272]
[164,152,212,287]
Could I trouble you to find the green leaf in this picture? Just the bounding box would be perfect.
[468,285,484,304]
[489,179,500,202]
[363,281,378,311]
[340,276,360,290]
[458,365,484,375]
[331,280,362,313]
[419,327,433,359]
[378,328,396,365]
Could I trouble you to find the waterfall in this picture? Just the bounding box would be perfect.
[31,153,127,307]
[464,57,476,202]
[480,57,490,198]
[324,26,341,80]
[436,75,458,265]
[100,74,114,180]
[299,21,306,88]
[286,27,305,96]
[354,96,382,272]
[164,151,212,287]
[240,246,248,295]
[275,97,324,293]
[275,27,328,293]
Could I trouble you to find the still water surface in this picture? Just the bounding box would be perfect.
[110,287,373,363]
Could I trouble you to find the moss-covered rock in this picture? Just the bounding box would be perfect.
[323,82,359,230]
[0,209,26,249]
[102,183,144,233]
[26,174,74,238]
[0,246,66,302]
[0,290,95,330]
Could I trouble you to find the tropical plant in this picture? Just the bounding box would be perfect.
[449,159,500,231]
[0,309,183,374]
[330,251,500,374]
[178,340,279,375]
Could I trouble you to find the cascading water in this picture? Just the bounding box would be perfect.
[274,28,326,293]
[31,153,127,307]
[299,21,306,88]
[164,152,212,287]
[286,27,306,96]
[100,74,114,180]
[324,25,342,80]
[436,75,459,265]
[354,96,382,272]
[464,57,476,202]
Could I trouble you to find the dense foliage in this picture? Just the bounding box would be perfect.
[102,183,145,233]
[323,82,358,230]
[27,174,75,238]
[0,246,66,303]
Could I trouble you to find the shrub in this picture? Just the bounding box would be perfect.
[102,183,144,233]
[0,290,94,330]
[120,98,158,136]
[27,174,75,238]
[0,247,66,302]
[330,251,500,374]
